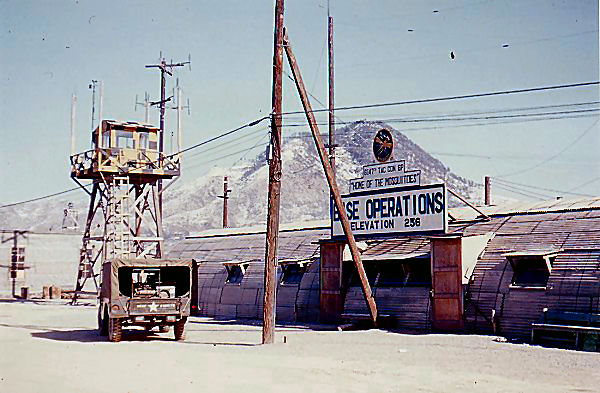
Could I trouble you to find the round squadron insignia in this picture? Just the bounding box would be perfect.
[372,129,393,162]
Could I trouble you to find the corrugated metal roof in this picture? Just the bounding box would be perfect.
[168,227,329,263]
[186,219,329,239]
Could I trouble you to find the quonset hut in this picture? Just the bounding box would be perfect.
[168,221,328,322]
[168,198,600,348]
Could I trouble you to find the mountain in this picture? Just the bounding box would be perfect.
[0,121,479,237]
[162,120,479,236]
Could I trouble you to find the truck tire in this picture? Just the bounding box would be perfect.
[174,317,187,341]
[159,325,170,333]
[109,317,122,342]
[98,307,108,336]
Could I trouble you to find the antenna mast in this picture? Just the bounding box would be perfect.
[135,92,151,123]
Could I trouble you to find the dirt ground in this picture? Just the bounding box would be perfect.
[0,300,598,393]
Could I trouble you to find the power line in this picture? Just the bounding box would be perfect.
[171,116,269,157]
[0,183,93,210]
[567,176,600,192]
[279,81,599,116]
[492,182,548,200]
[282,110,599,138]
[281,108,599,127]
[492,177,595,198]
[495,118,600,178]
[490,179,552,200]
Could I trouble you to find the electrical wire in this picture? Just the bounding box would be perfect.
[171,116,269,157]
[281,108,600,128]
[492,178,594,198]
[492,182,548,200]
[0,183,93,209]
[494,118,600,178]
[490,179,553,200]
[282,111,599,140]
[279,81,599,116]
[567,176,600,192]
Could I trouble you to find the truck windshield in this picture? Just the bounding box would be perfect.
[118,266,190,298]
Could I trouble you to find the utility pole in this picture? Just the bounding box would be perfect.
[328,13,335,174]
[11,230,17,298]
[217,176,232,228]
[283,29,378,326]
[145,55,190,228]
[484,176,491,205]
[70,94,77,156]
[263,0,284,345]
[89,80,98,132]
[98,81,103,127]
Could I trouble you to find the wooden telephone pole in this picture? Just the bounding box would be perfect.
[263,0,284,345]
[328,14,335,173]
[283,29,378,326]
[218,176,231,228]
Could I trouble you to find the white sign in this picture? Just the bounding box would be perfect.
[332,184,447,237]
[349,160,421,194]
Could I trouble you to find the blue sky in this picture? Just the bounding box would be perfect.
[0,0,598,203]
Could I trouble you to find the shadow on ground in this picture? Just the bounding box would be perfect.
[29,327,258,346]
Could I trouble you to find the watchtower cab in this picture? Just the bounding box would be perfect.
[70,120,180,181]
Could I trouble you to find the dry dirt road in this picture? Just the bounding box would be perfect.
[0,300,598,393]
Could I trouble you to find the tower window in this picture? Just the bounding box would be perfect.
[115,131,134,149]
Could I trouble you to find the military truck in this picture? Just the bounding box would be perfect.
[98,258,193,342]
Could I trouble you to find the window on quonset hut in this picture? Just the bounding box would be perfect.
[225,263,248,284]
[280,263,306,285]
[508,255,555,288]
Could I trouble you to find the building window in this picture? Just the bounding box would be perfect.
[506,251,557,288]
[281,263,306,285]
[225,263,248,284]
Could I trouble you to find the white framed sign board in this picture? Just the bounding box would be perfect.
[331,183,447,237]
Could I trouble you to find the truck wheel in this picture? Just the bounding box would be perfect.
[174,317,187,341]
[159,325,170,333]
[98,307,108,336]
[109,317,122,342]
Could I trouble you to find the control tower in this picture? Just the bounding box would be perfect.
[70,119,180,302]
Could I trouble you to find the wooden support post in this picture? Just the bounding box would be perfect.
[283,29,378,327]
[448,188,490,220]
[484,176,491,206]
[263,0,284,345]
